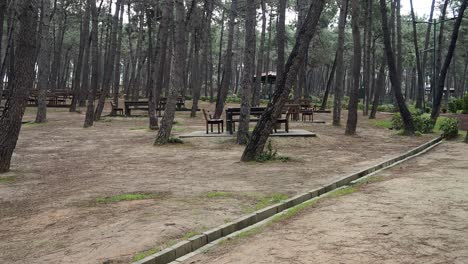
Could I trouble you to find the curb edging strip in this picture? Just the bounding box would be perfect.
[134,137,443,264]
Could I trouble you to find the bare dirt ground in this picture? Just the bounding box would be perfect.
[186,141,468,264]
[0,101,434,264]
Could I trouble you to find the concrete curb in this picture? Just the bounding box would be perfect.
[133,137,443,264]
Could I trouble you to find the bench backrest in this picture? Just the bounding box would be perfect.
[202,109,210,121]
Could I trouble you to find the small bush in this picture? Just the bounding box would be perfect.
[377,104,395,113]
[439,118,459,139]
[256,140,289,162]
[463,94,468,114]
[448,98,463,113]
[226,95,241,103]
[392,112,433,134]
[168,137,183,144]
[413,113,433,134]
[391,113,403,130]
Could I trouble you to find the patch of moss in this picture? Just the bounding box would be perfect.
[167,137,184,144]
[206,191,231,198]
[271,198,319,223]
[22,122,45,128]
[0,176,16,184]
[325,186,358,198]
[370,119,392,129]
[132,240,177,262]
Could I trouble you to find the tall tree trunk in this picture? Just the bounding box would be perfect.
[70,3,88,112]
[237,0,256,144]
[345,0,361,135]
[276,0,287,78]
[333,0,348,126]
[50,3,67,91]
[431,0,466,121]
[422,0,436,103]
[363,0,373,116]
[253,0,266,106]
[435,0,449,94]
[396,0,403,90]
[146,7,158,128]
[36,0,53,123]
[321,52,337,110]
[215,8,225,97]
[79,2,92,108]
[0,0,38,173]
[95,0,122,121]
[155,0,188,144]
[263,13,273,100]
[83,0,99,128]
[379,0,415,135]
[112,2,125,113]
[241,0,326,161]
[213,0,237,119]
[409,0,424,109]
[191,7,202,118]
[370,61,386,119]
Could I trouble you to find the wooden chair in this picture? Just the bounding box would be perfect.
[301,109,314,122]
[274,109,291,133]
[203,109,224,134]
[110,101,124,116]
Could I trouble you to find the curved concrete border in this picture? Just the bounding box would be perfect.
[134,136,443,264]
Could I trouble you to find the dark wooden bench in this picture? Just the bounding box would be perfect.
[125,101,149,116]
[274,109,292,133]
[225,107,266,134]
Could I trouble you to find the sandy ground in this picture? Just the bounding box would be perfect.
[0,101,434,263]
[186,141,468,264]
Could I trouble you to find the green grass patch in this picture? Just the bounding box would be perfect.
[182,231,201,240]
[132,240,178,262]
[172,126,185,132]
[325,186,358,198]
[22,122,45,128]
[271,198,319,223]
[132,230,200,262]
[253,193,288,211]
[206,191,232,198]
[370,119,392,129]
[96,192,161,204]
[0,176,16,184]
[167,137,183,144]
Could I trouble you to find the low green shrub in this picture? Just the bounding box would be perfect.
[438,118,459,139]
[413,113,433,133]
[448,98,464,113]
[377,104,395,113]
[391,113,404,130]
[392,112,433,134]
[256,140,289,162]
[226,95,241,103]
[463,94,468,114]
[168,137,184,144]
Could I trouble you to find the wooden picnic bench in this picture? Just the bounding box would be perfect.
[125,101,149,116]
[225,107,267,134]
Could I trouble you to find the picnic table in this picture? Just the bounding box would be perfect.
[225,107,267,134]
[125,101,149,116]
[283,104,300,121]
